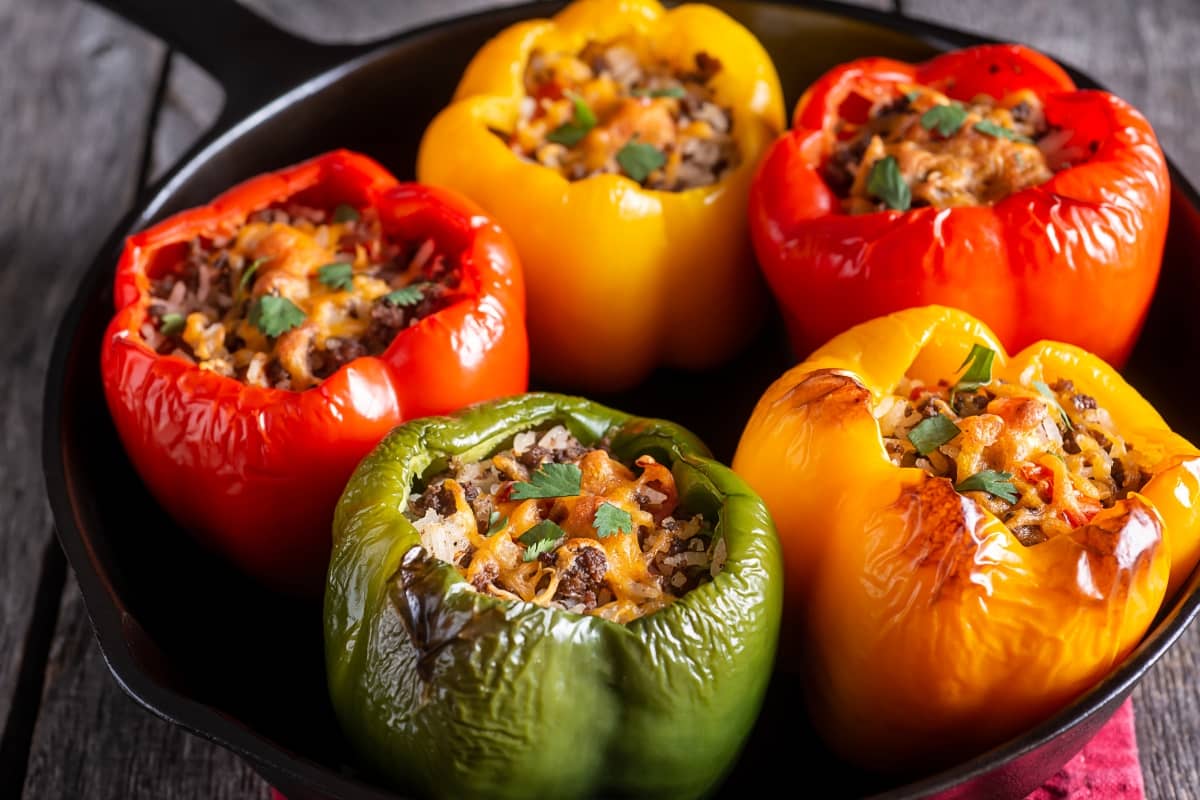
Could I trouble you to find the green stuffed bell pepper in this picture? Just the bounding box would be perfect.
[325,392,782,800]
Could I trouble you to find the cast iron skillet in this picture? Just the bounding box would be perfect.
[41,1,1200,798]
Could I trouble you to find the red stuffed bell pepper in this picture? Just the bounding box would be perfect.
[101,150,527,594]
[749,44,1169,367]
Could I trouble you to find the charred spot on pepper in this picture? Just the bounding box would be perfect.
[1066,498,1162,600]
[890,475,988,599]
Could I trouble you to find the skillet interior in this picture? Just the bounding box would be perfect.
[42,2,1200,798]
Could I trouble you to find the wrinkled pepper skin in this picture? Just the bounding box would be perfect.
[101,150,528,594]
[417,0,784,391]
[732,306,1200,773]
[749,44,1170,366]
[326,393,782,800]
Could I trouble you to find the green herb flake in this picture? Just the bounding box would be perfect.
[511,462,583,500]
[866,156,911,211]
[486,511,507,537]
[249,294,306,337]
[546,93,597,148]
[238,256,270,296]
[383,283,426,307]
[919,104,968,137]
[955,469,1019,503]
[332,204,360,223]
[904,90,922,103]
[616,140,666,183]
[317,261,354,291]
[633,86,686,99]
[159,312,186,336]
[518,520,566,562]
[973,119,1033,144]
[593,502,633,538]
[907,415,962,456]
[1034,380,1074,431]
[954,343,997,392]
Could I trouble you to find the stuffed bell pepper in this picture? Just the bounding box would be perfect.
[417,0,784,390]
[749,44,1170,366]
[101,150,527,594]
[733,305,1200,772]
[325,393,781,799]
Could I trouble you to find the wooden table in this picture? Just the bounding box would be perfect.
[2,0,1198,797]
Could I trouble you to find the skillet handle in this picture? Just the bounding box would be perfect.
[90,0,369,120]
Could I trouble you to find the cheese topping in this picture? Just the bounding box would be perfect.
[408,425,724,624]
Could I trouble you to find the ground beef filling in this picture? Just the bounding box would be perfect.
[877,375,1152,545]
[507,40,738,191]
[407,425,725,624]
[143,203,460,390]
[828,86,1060,213]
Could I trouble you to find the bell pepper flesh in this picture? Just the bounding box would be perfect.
[325,393,782,799]
[417,0,784,391]
[749,44,1170,368]
[101,151,528,594]
[732,305,1200,772]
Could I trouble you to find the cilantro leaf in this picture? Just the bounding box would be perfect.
[159,312,185,336]
[904,90,922,103]
[249,294,306,337]
[511,462,582,500]
[633,86,686,99]
[593,502,633,538]
[547,93,597,147]
[1034,380,1074,431]
[486,511,506,537]
[920,104,968,137]
[383,283,426,307]
[955,469,1019,503]
[907,415,961,456]
[518,520,566,562]
[866,156,911,211]
[332,204,360,223]
[317,261,354,291]
[954,344,996,392]
[973,119,1033,144]
[616,140,666,183]
[238,256,270,297]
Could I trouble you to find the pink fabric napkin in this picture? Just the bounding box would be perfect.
[270,699,1145,799]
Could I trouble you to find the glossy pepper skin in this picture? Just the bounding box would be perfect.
[326,393,782,800]
[416,0,784,391]
[732,306,1200,773]
[749,44,1170,367]
[101,150,528,595]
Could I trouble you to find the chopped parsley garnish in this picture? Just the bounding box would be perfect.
[904,90,922,103]
[617,139,666,183]
[907,415,962,456]
[486,511,506,537]
[593,502,633,538]
[332,204,360,223]
[866,156,911,211]
[920,104,968,137]
[973,119,1033,144]
[511,462,582,500]
[159,312,185,336]
[954,344,996,392]
[633,86,686,99]
[547,93,597,147]
[249,294,306,337]
[238,256,270,297]
[519,520,566,561]
[1034,380,1074,431]
[317,261,354,291]
[955,469,1019,503]
[383,283,427,307]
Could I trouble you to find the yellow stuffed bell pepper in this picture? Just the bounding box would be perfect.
[417,0,784,390]
[732,305,1200,773]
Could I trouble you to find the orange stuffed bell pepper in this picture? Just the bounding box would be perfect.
[101,150,527,595]
[732,305,1200,773]
[748,44,1169,367]
[417,0,783,391]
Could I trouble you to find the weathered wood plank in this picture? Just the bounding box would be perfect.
[902,3,1200,799]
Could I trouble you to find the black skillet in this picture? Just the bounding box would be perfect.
[41,1,1200,798]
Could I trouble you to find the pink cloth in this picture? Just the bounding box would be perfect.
[269,700,1145,799]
